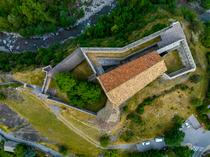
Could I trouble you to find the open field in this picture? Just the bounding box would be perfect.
[61,110,102,143]
[131,89,194,141]
[163,50,184,73]
[13,68,45,86]
[0,89,100,156]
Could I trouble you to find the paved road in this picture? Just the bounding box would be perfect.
[0,129,62,157]
[135,139,166,152]
[181,115,210,157]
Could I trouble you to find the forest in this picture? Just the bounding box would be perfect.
[0,0,84,36]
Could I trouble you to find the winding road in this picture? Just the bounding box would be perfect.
[0,129,62,157]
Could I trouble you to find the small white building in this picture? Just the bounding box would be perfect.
[4,141,18,153]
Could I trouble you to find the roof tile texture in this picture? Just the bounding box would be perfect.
[98,52,162,92]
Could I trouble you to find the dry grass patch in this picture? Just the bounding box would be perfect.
[124,89,194,143]
[13,68,45,86]
[163,50,184,74]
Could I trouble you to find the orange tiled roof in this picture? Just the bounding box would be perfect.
[98,52,162,92]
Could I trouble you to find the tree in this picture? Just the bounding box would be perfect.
[55,72,102,108]
[55,73,77,93]
[164,115,185,146]
[100,134,110,147]
[15,144,36,157]
[201,0,210,9]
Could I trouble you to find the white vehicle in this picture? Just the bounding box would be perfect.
[142,141,150,146]
[185,122,190,128]
[155,138,164,143]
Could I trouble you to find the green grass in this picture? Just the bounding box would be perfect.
[0,89,100,156]
[62,111,101,142]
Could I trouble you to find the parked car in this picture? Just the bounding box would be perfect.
[142,141,150,146]
[185,122,190,128]
[155,137,164,143]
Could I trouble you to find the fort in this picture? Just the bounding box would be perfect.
[41,21,196,127]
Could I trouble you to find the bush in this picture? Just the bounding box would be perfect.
[202,22,210,48]
[189,74,201,83]
[0,92,6,100]
[100,134,110,147]
[177,84,189,91]
[127,112,143,124]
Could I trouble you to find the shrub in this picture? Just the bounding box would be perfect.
[143,96,157,105]
[104,150,118,157]
[127,112,143,124]
[120,130,134,142]
[191,97,203,107]
[136,105,145,114]
[123,105,129,113]
[181,7,197,23]
[189,74,201,83]
[177,84,189,91]
[100,134,110,147]
[57,144,68,155]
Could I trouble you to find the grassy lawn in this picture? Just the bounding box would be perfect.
[13,68,45,86]
[61,110,102,142]
[0,89,100,156]
[163,50,184,74]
